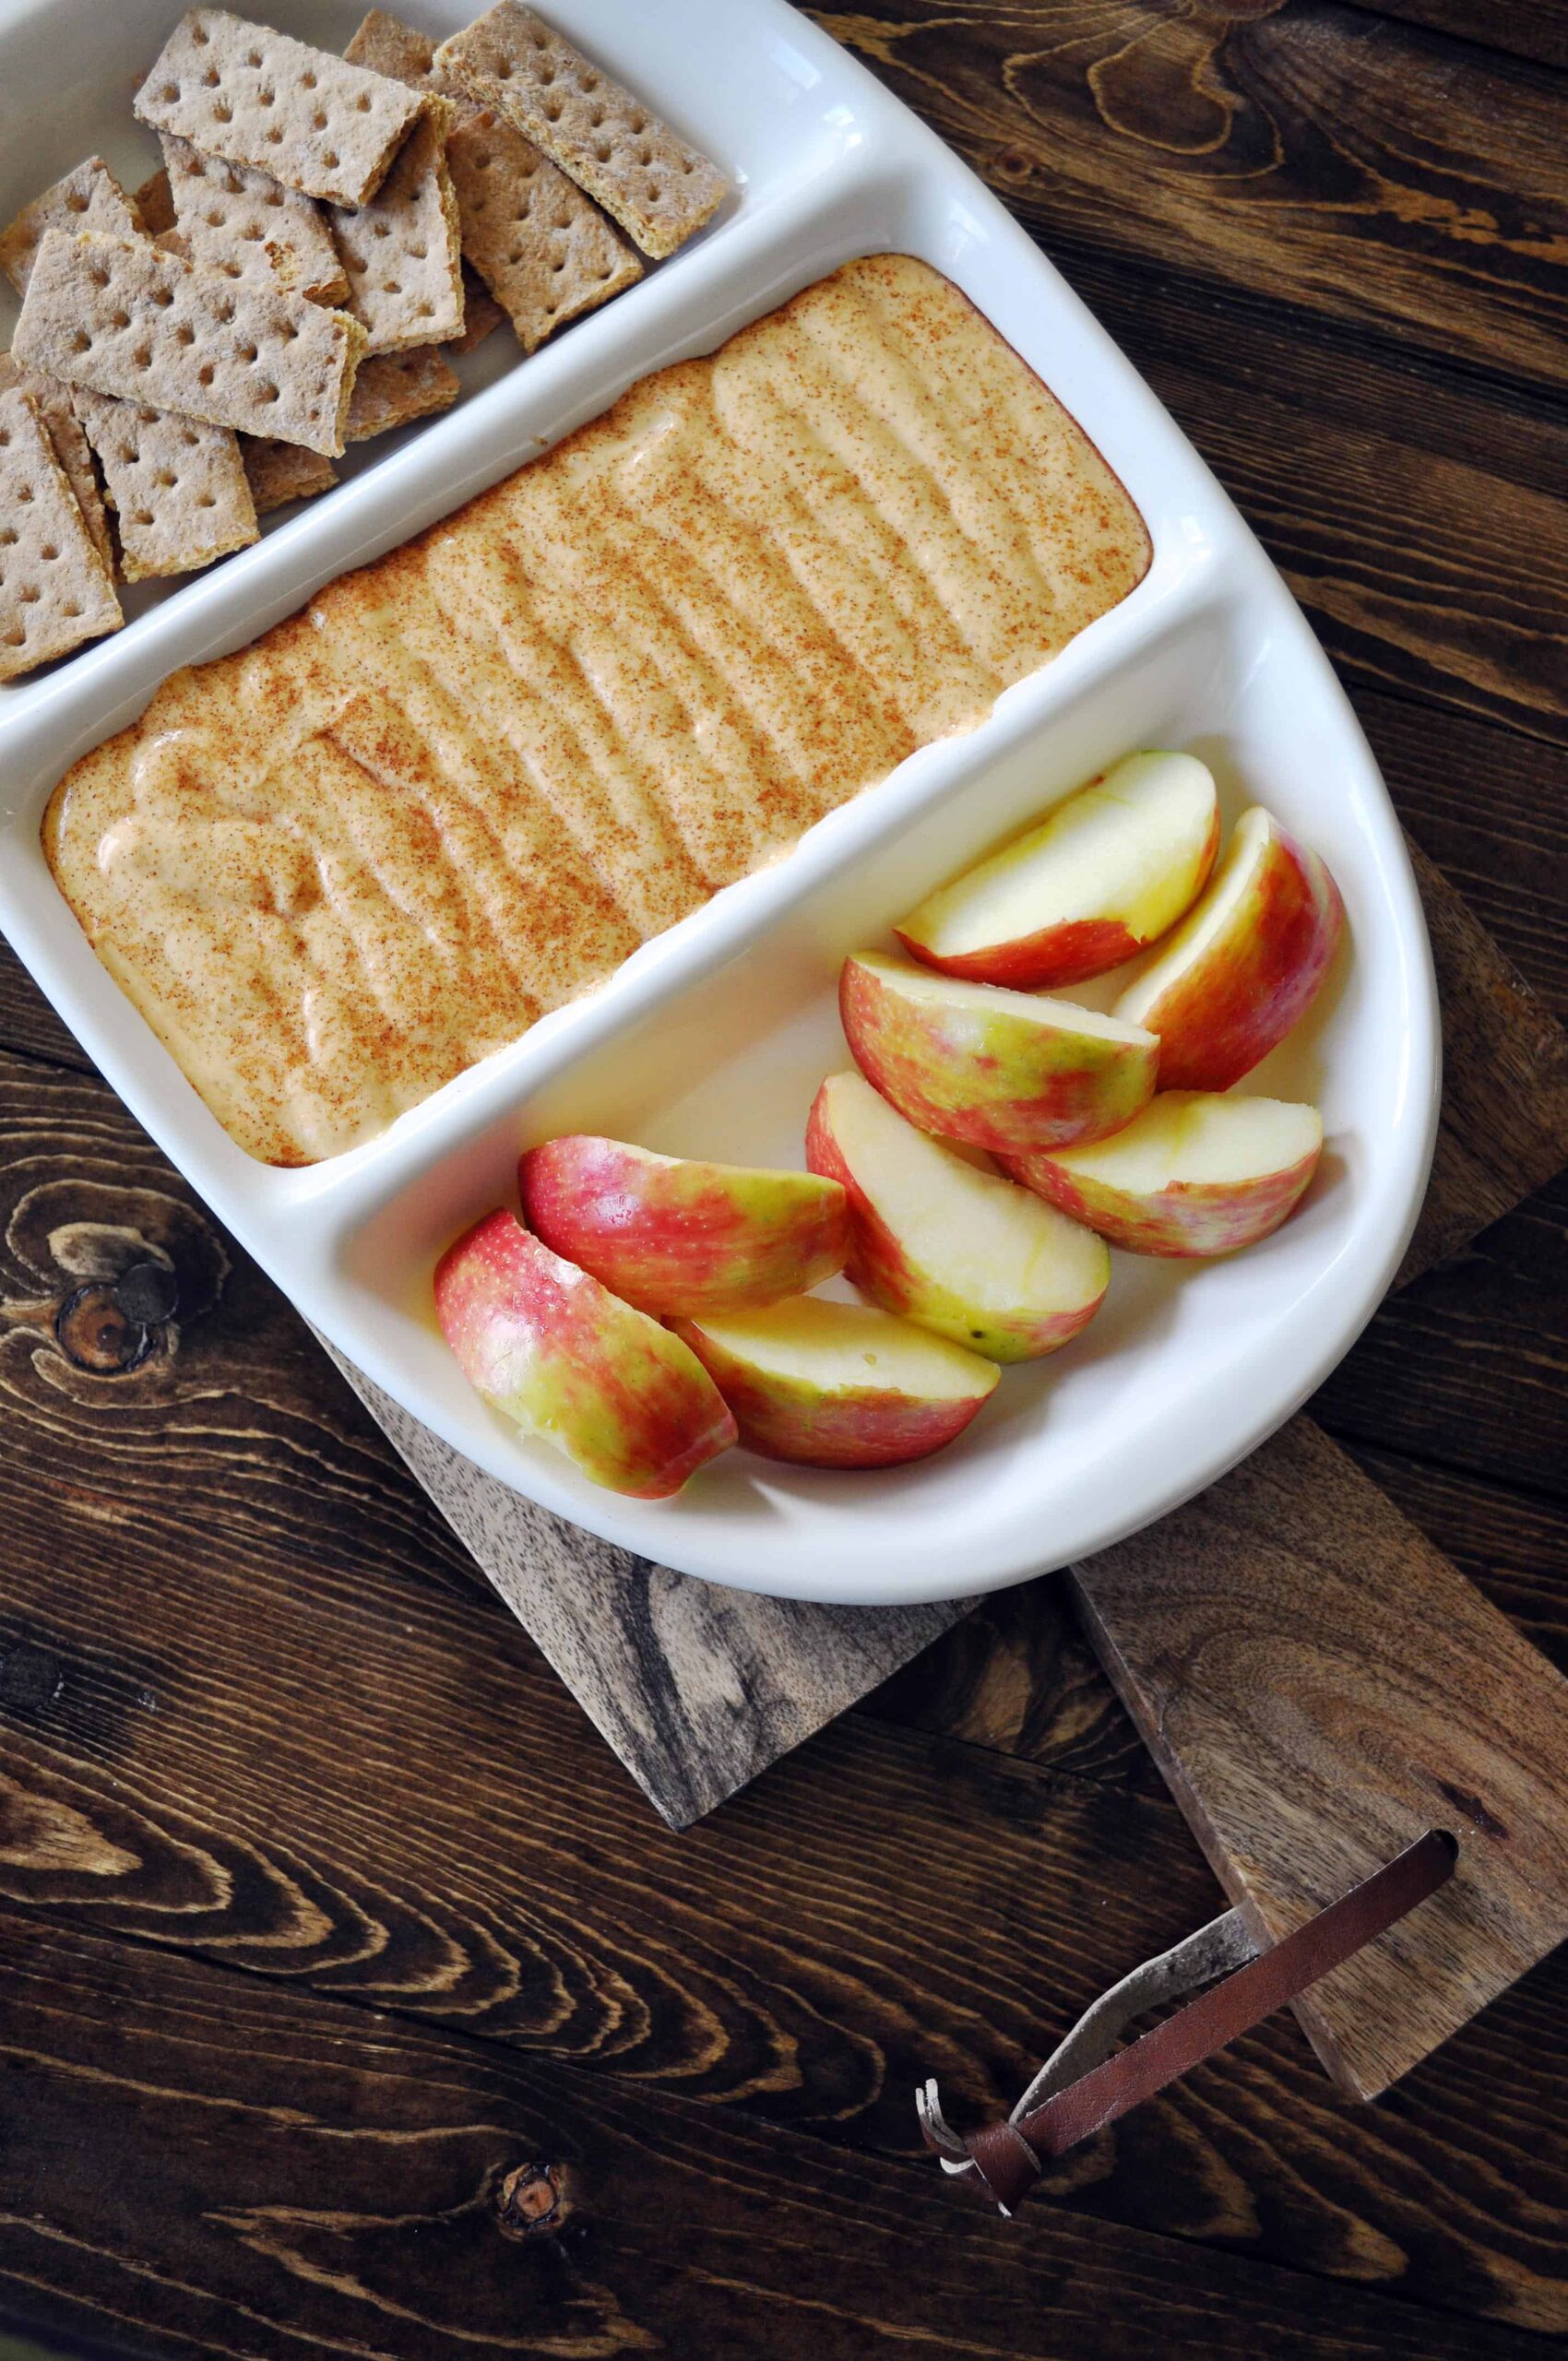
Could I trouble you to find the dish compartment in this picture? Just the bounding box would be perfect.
[330,567,1435,1600]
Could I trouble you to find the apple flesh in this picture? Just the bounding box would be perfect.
[520,1134,847,1316]
[896,750,1220,990]
[1113,807,1344,1090]
[840,953,1158,1154]
[806,1070,1109,1361]
[434,1210,737,1496]
[1003,1092,1324,1257]
[671,1294,999,1468]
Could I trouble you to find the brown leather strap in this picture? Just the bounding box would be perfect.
[944,1830,1455,2214]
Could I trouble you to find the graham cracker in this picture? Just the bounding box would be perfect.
[0,352,113,572]
[434,3,727,261]
[445,105,639,351]
[0,386,122,680]
[343,9,470,108]
[133,167,178,238]
[70,387,257,581]
[15,229,367,458]
[327,104,465,354]
[0,157,143,296]
[241,433,337,512]
[344,344,459,440]
[134,8,429,208]
[448,264,505,353]
[160,132,349,304]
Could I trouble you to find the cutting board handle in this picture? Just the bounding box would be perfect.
[919,1829,1456,2216]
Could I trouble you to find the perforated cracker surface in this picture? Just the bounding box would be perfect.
[71,387,257,581]
[435,3,726,260]
[0,386,122,679]
[0,157,143,295]
[344,345,460,440]
[135,8,427,208]
[445,106,639,350]
[0,351,113,571]
[327,108,465,354]
[160,133,348,303]
[15,230,366,457]
[241,434,337,511]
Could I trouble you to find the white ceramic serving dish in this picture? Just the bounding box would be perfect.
[0,0,1439,1604]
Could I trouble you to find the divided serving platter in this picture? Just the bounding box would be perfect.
[0,0,1440,1605]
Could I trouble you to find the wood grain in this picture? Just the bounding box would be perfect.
[325,1335,964,1827]
[2,1907,1550,2361]
[1074,1417,1568,2099]
[808,1,1568,388]
[1352,0,1568,71]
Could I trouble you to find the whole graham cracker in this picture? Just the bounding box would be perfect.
[344,344,459,439]
[0,157,143,296]
[327,104,465,354]
[241,434,337,512]
[435,2,727,261]
[70,387,257,581]
[0,387,122,680]
[15,229,366,459]
[160,132,348,304]
[0,353,113,572]
[135,8,429,208]
[445,106,639,351]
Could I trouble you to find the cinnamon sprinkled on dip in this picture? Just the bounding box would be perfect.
[45,255,1150,1163]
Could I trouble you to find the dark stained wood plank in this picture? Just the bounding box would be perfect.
[1346,1442,1568,1673]
[1314,1173,1568,1502]
[0,1169,1567,2333]
[2,1909,1549,2361]
[326,1334,965,1829]
[1401,844,1568,1282]
[1073,1415,1568,2100]
[1359,694,1568,1018]
[1347,0,1568,71]
[0,943,92,1074]
[808,2,1568,388]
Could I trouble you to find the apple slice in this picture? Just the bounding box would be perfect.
[434,1210,736,1497]
[671,1295,999,1468]
[1113,806,1344,1090]
[896,750,1220,989]
[1003,1092,1324,1257]
[806,1070,1109,1360]
[520,1134,847,1316]
[840,952,1158,1153]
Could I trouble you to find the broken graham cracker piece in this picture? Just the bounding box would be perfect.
[0,156,143,296]
[448,265,505,354]
[445,107,639,352]
[15,230,366,459]
[327,105,465,354]
[160,133,349,304]
[135,8,430,208]
[0,387,122,680]
[344,345,458,440]
[133,167,177,238]
[241,434,337,512]
[435,3,727,262]
[70,387,257,582]
[339,11,630,352]
[0,352,113,572]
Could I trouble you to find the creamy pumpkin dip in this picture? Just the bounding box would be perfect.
[45,255,1150,1163]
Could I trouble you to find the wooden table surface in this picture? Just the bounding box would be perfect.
[0,3,1564,2354]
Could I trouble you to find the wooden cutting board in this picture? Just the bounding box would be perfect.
[331,840,1568,2092]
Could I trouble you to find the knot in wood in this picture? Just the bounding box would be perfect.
[496,2160,570,2239]
[113,1257,180,1325]
[54,1283,156,1374]
[0,1643,64,1714]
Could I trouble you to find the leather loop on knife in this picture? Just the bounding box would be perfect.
[921,1828,1456,2215]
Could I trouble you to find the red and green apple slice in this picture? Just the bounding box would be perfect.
[806,1069,1109,1360]
[896,750,1220,989]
